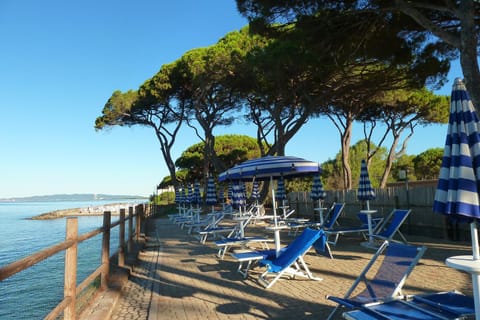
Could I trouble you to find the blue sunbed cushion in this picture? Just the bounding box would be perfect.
[412,291,475,316]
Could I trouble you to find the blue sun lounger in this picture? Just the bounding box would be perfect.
[257,228,325,289]
[326,240,427,319]
[342,291,475,320]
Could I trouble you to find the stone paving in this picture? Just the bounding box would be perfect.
[83,217,474,320]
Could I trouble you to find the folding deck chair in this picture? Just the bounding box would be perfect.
[362,209,411,249]
[326,240,427,320]
[257,227,325,289]
[325,212,383,246]
[288,202,346,236]
[342,291,475,319]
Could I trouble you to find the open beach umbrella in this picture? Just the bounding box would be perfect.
[219,155,321,255]
[219,155,321,181]
[205,176,217,213]
[357,159,376,210]
[433,78,480,318]
[311,173,326,223]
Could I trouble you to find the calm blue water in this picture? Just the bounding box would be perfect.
[0,200,146,319]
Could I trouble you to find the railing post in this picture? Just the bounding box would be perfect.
[101,211,111,289]
[64,218,78,320]
[118,209,125,267]
[135,205,142,241]
[128,206,133,252]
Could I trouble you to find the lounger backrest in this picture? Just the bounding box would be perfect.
[271,228,321,270]
[324,203,345,229]
[356,241,426,302]
[377,209,410,239]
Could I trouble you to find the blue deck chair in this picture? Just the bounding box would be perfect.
[363,209,411,249]
[325,212,383,246]
[286,202,345,237]
[320,202,345,230]
[410,291,476,318]
[326,240,427,320]
[257,228,324,289]
[342,291,475,320]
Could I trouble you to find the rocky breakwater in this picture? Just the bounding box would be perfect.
[30,204,127,220]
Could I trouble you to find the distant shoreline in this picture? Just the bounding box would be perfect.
[30,203,137,220]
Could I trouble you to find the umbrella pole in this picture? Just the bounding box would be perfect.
[472,222,479,260]
[470,222,480,320]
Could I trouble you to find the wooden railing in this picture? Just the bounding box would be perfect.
[0,203,148,320]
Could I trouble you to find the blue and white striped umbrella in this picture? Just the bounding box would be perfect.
[357,159,375,210]
[174,187,180,204]
[275,177,286,201]
[180,186,187,204]
[193,181,202,205]
[251,181,260,200]
[219,155,321,255]
[433,78,480,318]
[227,184,233,202]
[218,155,321,181]
[232,183,246,210]
[310,173,326,201]
[187,183,194,205]
[205,176,217,206]
[218,186,225,203]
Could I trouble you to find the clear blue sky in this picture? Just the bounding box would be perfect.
[0,1,463,198]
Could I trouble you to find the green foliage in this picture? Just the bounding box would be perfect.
[95,90,139,130]
[322,140,387,190]
[412,148,444,180]
[174,134,263,182]
[391,154,416,182]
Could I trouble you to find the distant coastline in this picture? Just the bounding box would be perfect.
[0,193,147,203]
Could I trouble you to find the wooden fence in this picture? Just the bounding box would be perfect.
[288,182,469,241]
[0,203,148,320]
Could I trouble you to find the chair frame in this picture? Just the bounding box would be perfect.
[257,228,325,289]
[367,209,411,247]
[325,212,383,246]
[326,240,427,320]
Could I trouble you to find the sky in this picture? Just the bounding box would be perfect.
[0,1,463,199]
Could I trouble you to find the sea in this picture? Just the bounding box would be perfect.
[0,199,146,319]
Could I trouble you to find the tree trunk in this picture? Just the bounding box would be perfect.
[458,0,480,109]
[379,137,398,188]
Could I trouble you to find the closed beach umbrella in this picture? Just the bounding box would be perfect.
[251,181,260,201]
[275,176,286,201]
[218,186,225,204]
[311,173,327,223]
[174,187,180,204]
[193,181,201,205]
[187,183,194,207]
[357,159,376,210]
[205,176,217,212]
[433,78,480,318]
[228,184,233,203]
[232,182,246,212]
[310,173,326,202]
[180,186,187,211]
